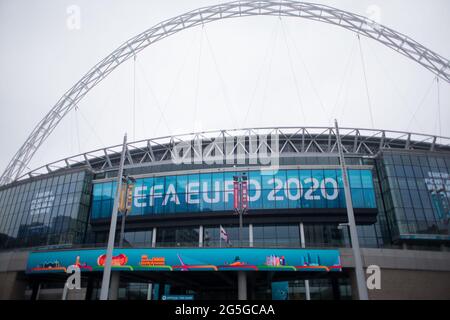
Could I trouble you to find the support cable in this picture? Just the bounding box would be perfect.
[74,107,81,154]
[357,34,375,128]
[280,19,306,124]
[193,26,204,132]
[135,59,172,135]
[76,105,105,146]
[365,40,411,123]
[338,47,358,124]
[436,77,442,142]
[151,30,198,138]
[242,18,280,127]
[257,18,281,126]
[67,109,75,156]
[406,77,436,132]
[203,28,238,129]
[328,37,358,124]
[283,21,326,114]
[133,55,137,141]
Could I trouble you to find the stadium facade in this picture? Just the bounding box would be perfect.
[0,127,449,300]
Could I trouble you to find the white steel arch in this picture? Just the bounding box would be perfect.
[1,0,450,186]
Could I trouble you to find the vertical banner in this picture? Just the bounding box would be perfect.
[233,180,240,210]
[118,186,126,213]
[126,183,134,212]
[241,180,248,210]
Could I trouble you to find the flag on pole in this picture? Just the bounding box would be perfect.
[220,225,230,245]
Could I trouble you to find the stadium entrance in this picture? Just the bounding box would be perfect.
[25,270,351,300]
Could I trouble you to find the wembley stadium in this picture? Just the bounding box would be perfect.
[0,126,449,300]
[0,0,450,301]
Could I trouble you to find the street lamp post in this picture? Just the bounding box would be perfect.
[233,173,248,246]
[233,173,248,300]
[334,120,369,300]
[99,133,128,300]
[109,175,135,300]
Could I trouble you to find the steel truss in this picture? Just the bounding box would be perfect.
[13,127,450,182]
[2,0,450,185]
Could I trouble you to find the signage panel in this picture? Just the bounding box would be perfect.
[26,248,342,274]
[91,169,376,219]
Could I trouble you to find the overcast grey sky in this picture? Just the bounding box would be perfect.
[0,0,449,174]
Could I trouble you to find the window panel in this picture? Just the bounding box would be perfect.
[348,170,362,188]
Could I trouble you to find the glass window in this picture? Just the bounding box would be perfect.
[351,189,365,208]
[400,189,412,208]
[252,224,300,247]
[348,170,362,188]
[199,173,211,193]
[248,171,262,190]
[156,226,199,247]
[360,170,374,189]
[261,173,275,191]
[176,175,188,194]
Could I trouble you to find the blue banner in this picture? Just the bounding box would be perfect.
[91,169,376,219]
[26,248,342,273]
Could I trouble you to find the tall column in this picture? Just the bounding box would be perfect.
[249,224,253,247]
[109,272,120,300]
[30,282,40,300]
[238,271,247,300]
[147,283,153,300]
[152,227,157,248]
[199,225,203,247]
[299,222,311,300]
[299,222,306,247]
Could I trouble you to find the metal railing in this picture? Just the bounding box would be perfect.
[10,127,450,184]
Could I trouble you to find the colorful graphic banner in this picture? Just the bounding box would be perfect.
[26,248,342,274]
